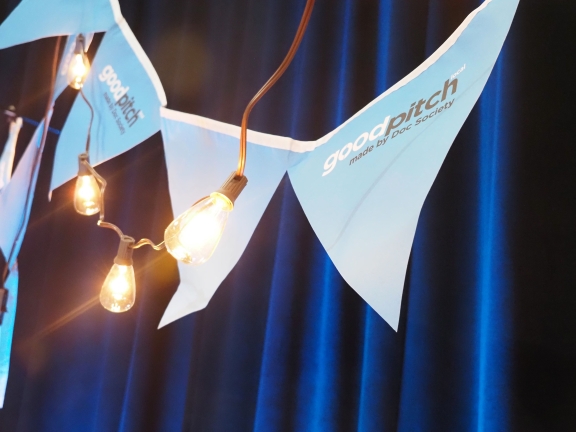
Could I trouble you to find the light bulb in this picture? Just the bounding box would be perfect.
[165,193,233,265]
[164,172,248,265]
[100,236,136,313]
[67,35,90,89]
[74,174,101,215]
[74,154,101,216]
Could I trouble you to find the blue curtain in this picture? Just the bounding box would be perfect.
[0,0,574,430]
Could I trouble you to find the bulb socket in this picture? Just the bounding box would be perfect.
[215,172,248,205]
[78,153,91,176]
[74,34,86,55]
[114,236,135,266]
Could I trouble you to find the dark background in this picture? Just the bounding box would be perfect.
[0,0,574,430]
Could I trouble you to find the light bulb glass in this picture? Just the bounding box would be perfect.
[67,53,90,89]
[74,174,101,215]
[164,192,233,265]
[100,263,136,313]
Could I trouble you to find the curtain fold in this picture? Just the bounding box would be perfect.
[0,0,574,431]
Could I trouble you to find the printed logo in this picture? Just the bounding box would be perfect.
[99,65,145,135]
[322,77,460,176]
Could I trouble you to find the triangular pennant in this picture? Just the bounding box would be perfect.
[0,261,18,408]
[0,116,56,410]
[158,0,518,330]
[50,20,167,192]
[0,0,120,49]
[158,108,312,328]
[0,120,45,263]
[287,0,518,330]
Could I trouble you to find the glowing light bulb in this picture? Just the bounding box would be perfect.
[67,35,90,89]
[100,236,136,313]
[165,193,233,265]
[74,154,101,216]
[67,52,90,90]
[74,174,101,215]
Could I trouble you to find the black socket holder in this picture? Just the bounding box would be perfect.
[114,236,135,266]
[215,172,248,205]
[78,153,91,176]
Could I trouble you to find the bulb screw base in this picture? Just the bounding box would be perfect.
[78,153,91,176]
[74,34,86,55]
[114,236,135,266]
[216,172,248,205]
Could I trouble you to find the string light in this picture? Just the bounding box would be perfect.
[67,34,90,90]
[164,174,247,265]
[65,0,315,312]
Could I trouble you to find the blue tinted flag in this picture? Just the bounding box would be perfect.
[0,26,94,406]
[0,121,47,406]
[0,122,45,262]
[0,0,120,48]
[159,0,518,330]
[288,0,518,330]
[50,20,167,191]
[0,263,17,408]
[0,118,23,190]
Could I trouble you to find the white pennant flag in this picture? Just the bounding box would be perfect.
[158,109,313,327]
[0,120,46,407]
[50,20,166,193]
[159,0,518,330]
[0,122,44,262]
[0,118,23,191]
[0,262,17,408]
[0,0,121,49]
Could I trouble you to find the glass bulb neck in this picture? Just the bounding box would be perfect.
[77,153,91,176]
[74,34,86,55]
[115,236,135,266]
[215,172,248,205]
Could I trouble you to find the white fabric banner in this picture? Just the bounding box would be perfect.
[159,109,312,327]
[159,0,518,330]
[0,263,17,408]
[0,119,47,407]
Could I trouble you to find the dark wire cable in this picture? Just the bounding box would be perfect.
[80,158,165,250]
[2,36,62,284]
[236,0,315,177]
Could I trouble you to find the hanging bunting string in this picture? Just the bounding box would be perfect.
[2,36,62,284]
[3,110,60,135]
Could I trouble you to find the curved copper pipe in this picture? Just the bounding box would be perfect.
[236,0,315,177]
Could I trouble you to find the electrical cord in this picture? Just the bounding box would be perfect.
[236,0,315,177]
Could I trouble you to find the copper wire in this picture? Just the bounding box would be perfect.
[236,0,315,177]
